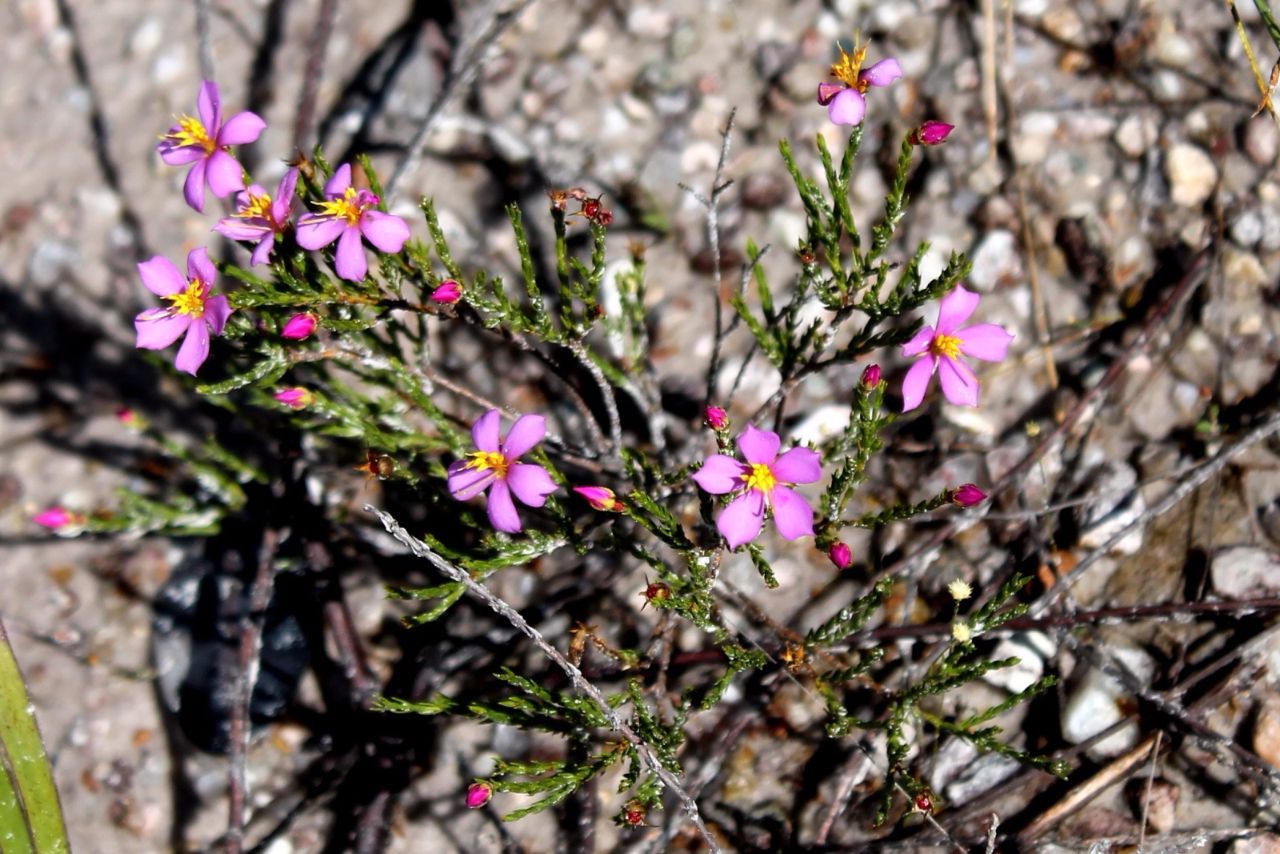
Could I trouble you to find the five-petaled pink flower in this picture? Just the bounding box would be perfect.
[900,286,1013,412]
[817,44,902,127]
[214,168,299,266]
[448,409,558,534]
[157,81,265,213]
[692,424,822,549]
[296,163,411,281]
[135,247,232,376]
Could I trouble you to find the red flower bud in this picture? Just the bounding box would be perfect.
[705,406,729,430]
[430,280,462,304]
[573,486,623,512]
[466,782,492,809]
[34,507,78,529]
[952,483,986,507]
[827,542,853,570]
[861,364,881,388]
[909,121,954,146]
[281,313,318,341]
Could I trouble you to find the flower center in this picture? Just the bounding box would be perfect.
[829,43,867,88]
[466,450,509,479]
[237,191,274,222]
[317,186,374,225]
[165,115,216,154]
[166,280,208,317]
[929,333,962,360]
[743,463,777,494]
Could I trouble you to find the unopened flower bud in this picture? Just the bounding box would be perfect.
[705,406,729,430]
[952,484,986,507]
[116,408,145,429]
[909,121,954,146]
[281,313,318,340]
[466,782,492,809]
[274,387,313,409]
[861,364,881,388]
[827,542,853,570]
[573,486,623,512]
[430,280,462,304]
[642,581,671,606]
[34,507,78,529]
[621,800,647,827]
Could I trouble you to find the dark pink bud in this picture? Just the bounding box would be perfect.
[827,542,853,570]
[952,484,986,507]
[430,280,462,304]
[274,387,312,409]
[573,486,622,512]
[910,121,954,146]
[281,313,318,340]
[705,406,729,430]
[465,782,492,809]
[34,507,76,529]
[861,364,881,388]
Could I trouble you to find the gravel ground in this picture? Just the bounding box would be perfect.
[3,0,1280,851]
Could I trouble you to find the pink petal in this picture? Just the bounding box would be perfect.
[295,216,345,250]
[325,163,353,197]
[472,409,501,452]
[196,80,221,132]
[187,246,217,286]
[827,89,866,126]
[771,447,821,485]
[159,144,204,165]
[858,57,903,88]
[817,82,844,106]
[935,285,979,335]
[693,455,747,495]
[174,319,211,375]
[205,149,245,198]
[901,325,935,357]
[250,235,275,266]
[334,226,367,281]
[215,218,271,241]
[360,211,410,253]
[137,256,186,296]
[135,310,190,350]
[217,111,266,145]
[770,485,815,540]
[738,424,780,465]
[272,168,299,221]
[937,356,980,407]
[448,458,495,501]
[204,295,231,336]
[901,356,936,413]
[957,323,1014,362]
[717,490,765,549]
[183,159,207,212]
[501,414,546,459]
[506,463,557,508]
[486,480,522,533]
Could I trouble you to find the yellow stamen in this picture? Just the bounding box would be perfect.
[830,43,867,88]
[164,115,216,154]
[466,450,509,479]
[166,280,208,318]
[237,192,273,221]
[929,333,962,360]
[743,463,777,494]
[316,186,364,225]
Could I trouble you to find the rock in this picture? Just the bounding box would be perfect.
[28,241,78,287]
[1114,114,1157,159]
[944,754,1021,806]
[626,6,674,39]
[1166,143,1217,207]
[1130,778,1179,833]
[983,632,1054,694]
[1212,546,1280,597]
[1244,117,1279,166]
[1076,461,1147,555]
[1231,210,1265,247]
[968,229,1022,291]
[1254,698,1280,769]
[1230,834,1280,854]
[1061,645,1153,760]
[740,172,789,210]
[790,405,850,446]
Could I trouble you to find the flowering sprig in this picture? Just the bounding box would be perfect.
[214,168,299,266]
[297,163,411,281]
[448,409,558,533]
[693,425,822,548]
[157,81,265,213]
[816,43,902,126]
[134,247,231,375]
[901,286,1013,411]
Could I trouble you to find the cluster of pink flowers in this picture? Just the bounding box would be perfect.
[138,80,413,376]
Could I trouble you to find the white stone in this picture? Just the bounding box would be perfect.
[1061,645,1153,760]
[1166,143,1217,207]
[1245,117,1279,166]
[1212,547,1280,597]
[968,229,1022,291]
[1114,114,1156,159]
[983,633,1051,694]
[790,405,851,447]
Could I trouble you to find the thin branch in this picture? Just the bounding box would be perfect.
[568,339,621,460]
[293,0,340,152]
[194,0,215,82]
[367,506,722,853]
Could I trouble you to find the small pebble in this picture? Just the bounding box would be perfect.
[1244,117,1279,166]
[1166,143,1217,207]
[1211,546,1280,597]
[968,229,1023,291]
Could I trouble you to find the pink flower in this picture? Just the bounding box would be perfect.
[828,542,853,570]
[135,247,232,376]
[466,782,492,809]
[861,364,881,388]
[214,168,298,266]
[705,406,729,430]
[692,424,822,548]
[296,163,411,281]
[574,485,622,512]
[157,81,265,213]
[447,409,558,534]
[430,280,462,304]
[34,507,79,529]
[900,286,1013,411]
[280,313,318,340]
[817,45,902,127]
[274,387,312,409]
[952,484,986,507]
[910,121,954,146]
